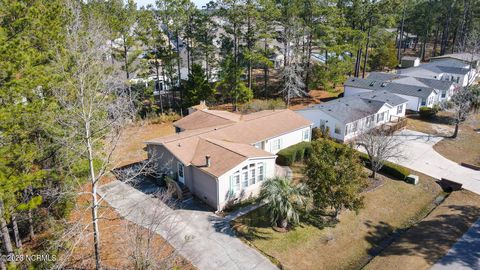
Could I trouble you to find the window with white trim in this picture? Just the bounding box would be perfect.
[249,165,256,185]
[271,138,282,151]
[302,129,310,140]
[377,112,385,123]
[257,163,264,182]
[397,104,403,114]
[233,172,240,192]
[334,123,341,134]
[242,169,248,188]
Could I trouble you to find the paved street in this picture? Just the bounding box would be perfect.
[430,218,480,270]
[386,129,480,195]
[98,180,277,270]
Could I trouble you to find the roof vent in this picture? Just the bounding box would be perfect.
[177,143,181,147]
[369,81,375,86]
[418,89,422,91]
[381,82,388,87]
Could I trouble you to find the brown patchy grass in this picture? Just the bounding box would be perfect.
[289,89,343,110]
[433,113,480,166]
[68,188,194,269]
[405,111,454,136]
[233,167,442,270]
[68,122,193,269]
[364,190,480,270]
[112,122,175,167]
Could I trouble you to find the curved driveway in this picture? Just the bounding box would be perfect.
[98,180,278,270]
[390,130,480,195]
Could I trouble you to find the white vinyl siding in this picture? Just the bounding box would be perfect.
[270,138,282,152]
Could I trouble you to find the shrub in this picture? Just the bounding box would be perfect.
[147,111,181,124]
[240,99,286,113]
[276,141,312,166]
[312,127,330,140]
[357,152,409,180]
[419,106,438,119]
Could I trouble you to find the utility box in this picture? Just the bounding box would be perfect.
[405,174,419,185]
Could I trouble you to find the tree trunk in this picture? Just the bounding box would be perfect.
[247,9,253,90]
[155,61,164,114]
[452,122,459,138]
[433,27,440,57]
[277,218,288,229]
[304,32,313,92]
[397,2,406,63]
[440,1,455,56]
[264,38,268,98]
[205,50,209,81]
[28,209,35,241]
[354,46,363,77]
[0,200,13,255]
[123,37,130,80]
[362,20,373,78]
[0,255,6,270]
[451,26,458,53]
[175,32,182,110]
[85,123,101,270]
[11,213,21,249]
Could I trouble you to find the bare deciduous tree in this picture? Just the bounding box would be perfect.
[357,129,404,179]
[53,3,135,269]
[281,17,306,108]
[448,87,475,138]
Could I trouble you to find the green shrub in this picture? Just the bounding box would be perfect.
[358,152,409,180]
[276,141,312,166]
[419,106,438,119]
[312,127,330,140]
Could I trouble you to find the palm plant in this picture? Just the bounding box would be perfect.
[259,177,310,229]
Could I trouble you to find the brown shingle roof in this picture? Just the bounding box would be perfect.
[146,109,312,177]
[173,110,238,131]
[190,138,273,177]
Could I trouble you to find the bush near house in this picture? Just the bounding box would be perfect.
[276,142,312,166]
[419,106,439,119]
[358,152,410,180]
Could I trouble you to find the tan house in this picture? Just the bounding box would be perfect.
[145,109,312,210]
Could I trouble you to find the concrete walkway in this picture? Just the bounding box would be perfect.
[431,218,480,270]
[388,130,480,195]
[98,180,277,270]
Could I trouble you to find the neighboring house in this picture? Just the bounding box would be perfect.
[145,109,312,210]
[367,72,456,102]
[430,53,480,71]
[344,77,440,111]
[401,56,420,68]
[398,57,477,87]
[296,91,407,142]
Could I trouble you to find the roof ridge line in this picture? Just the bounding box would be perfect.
[203,110,240,121]
[202,137,248,158]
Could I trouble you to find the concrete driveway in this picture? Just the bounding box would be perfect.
[98,180,277,270]
[388,130,480,195]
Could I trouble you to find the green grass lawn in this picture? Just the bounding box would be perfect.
[232,169,443,270]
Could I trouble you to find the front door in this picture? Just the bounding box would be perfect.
[177,162,185,184]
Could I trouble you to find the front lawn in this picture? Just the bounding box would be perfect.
[406,112,480,166]
[433,113,480,166]
[232,167,443,270]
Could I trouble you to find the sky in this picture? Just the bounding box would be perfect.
[135,0,211,8]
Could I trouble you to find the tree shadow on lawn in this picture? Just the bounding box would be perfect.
[407,113,455,126]
[364,204,480,267]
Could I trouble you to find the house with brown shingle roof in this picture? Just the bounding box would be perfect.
[145,109,312,210]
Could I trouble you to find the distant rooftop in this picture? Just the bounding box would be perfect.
[344,77,437,99]
[298,91,407,124]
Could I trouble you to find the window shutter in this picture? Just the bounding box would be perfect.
[229,175,233,193]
